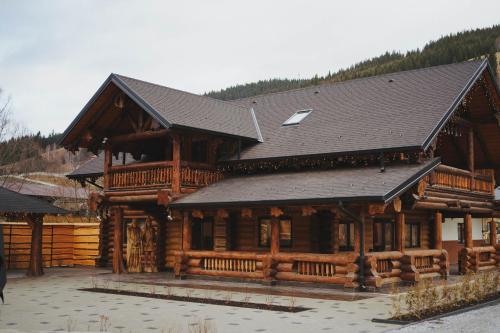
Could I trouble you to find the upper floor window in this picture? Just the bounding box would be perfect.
[282,109,312,126]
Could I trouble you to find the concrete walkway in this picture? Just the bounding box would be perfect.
[1,267,398,333]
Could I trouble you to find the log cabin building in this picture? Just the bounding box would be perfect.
[62,60,500,288]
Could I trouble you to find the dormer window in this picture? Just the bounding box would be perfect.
[282,109,312,126]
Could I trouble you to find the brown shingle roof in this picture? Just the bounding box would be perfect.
[0,187,67,214]
[230,60,487,160]
[170,158,440,207]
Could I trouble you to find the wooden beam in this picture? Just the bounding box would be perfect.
[467,128,475,189]
[395,212,405,252]
[434,211,443,250]
[270,207,284,218]
[331,214,339,253]
[26,214,44,277]
[464,213,473,249]
[182,211,192,250]
[112,207,125,274]
[241,208,252,218]
[368,203,386,216]
[270,218,280,255]
[109,129,169,145]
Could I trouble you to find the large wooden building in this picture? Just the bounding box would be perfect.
[62,60,500,288]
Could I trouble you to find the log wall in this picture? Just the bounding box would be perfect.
[2,222,100,269]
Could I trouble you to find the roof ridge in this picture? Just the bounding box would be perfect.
[232,59,486,102]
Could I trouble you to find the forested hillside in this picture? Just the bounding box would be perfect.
[206,25,500,100]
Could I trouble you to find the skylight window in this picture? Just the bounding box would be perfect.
[282,109,312,126]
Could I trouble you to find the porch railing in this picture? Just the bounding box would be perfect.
[364,251,403,287]
[425,165,495,195]
[459,246,497,274]
[174,250,268,280]
[401,249,449,282]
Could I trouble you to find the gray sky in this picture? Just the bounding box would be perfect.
[1,0,499,135]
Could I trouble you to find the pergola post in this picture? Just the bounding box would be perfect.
[434,211,443,250]
[26,214,44,277]
[395,212,405,252]
[464,213,473,249]
[112,207,125,274]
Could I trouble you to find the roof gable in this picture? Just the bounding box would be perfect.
[61,74,261,147]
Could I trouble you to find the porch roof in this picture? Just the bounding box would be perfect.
[170,158,440,208]
[0,186,67,215]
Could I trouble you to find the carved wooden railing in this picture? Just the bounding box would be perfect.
[364,251,403,287]
[180,165,224,187]
[459,246,497,274]
[273,252,358,288]
[107,161,223,190]
[174,250,269,280]
[401,249,449,282]
[108,161,173,189]
[425,165,495,195]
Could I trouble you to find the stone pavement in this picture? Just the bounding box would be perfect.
[0,267,400,333]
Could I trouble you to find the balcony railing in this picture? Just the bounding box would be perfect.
[107,161,223,190]
[425,165,495,195]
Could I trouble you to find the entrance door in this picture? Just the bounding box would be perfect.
[192,217,214,250]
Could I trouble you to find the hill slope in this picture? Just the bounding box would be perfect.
[206,25,500,100]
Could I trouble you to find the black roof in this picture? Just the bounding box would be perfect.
[170,158,440,208]
[231,60,488,161]
[0,187,67,214]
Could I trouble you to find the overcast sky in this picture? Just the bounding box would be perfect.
[1,1,499,135]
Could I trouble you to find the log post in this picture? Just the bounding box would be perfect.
[182,211,192,251]
[434,211,443,250]
[468,128,475,190]
[171,133,181,194]
[26,214,44,277]
[270,218,280,255]
[331,214,339,253]
[490,219,497,246]
[395,212,405,252]
[112,207,125,274]
[464,213,473,249]
[103,144,112,191]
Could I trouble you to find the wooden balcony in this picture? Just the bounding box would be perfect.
[106,161,223,191]
[424,165,495,195]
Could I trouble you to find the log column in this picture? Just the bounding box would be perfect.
[103,144,112,191]
[182,211,192,251]
[270,218,280,255]
[112,207,125,274]
[171,133,181,194]
[395,212,405,252]
[468,128,475,190]
[434,211,443,250]
[26,214,44,277]
[490,219,497,246]
[331,214,339,253]
[464,213,473,249]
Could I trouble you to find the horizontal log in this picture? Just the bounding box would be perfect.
[186,268,264,279]
[275,271,351,284]
[109,129,169,144]
[181,250,267,260]
[273,252,356,265]
[423,196,493,208]
[413,201,493,213]
[276,262,293,272]
[365,251,403,260]
[110,160,173,171]
[108,195,158,202]
[401,272,420,282]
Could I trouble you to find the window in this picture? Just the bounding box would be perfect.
[405,222,420,248]
[282,109,312,126]
[339,221,355,251]
[457,222,465,244]
[258,217,292,248]
[373,219,395,251]
[191,217,214,250]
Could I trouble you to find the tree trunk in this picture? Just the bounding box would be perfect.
[27,214,44,277]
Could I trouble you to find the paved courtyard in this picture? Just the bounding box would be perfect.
[0,268,497,333]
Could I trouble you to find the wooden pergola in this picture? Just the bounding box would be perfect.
[0,187,67,277]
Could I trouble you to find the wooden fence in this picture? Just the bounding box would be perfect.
[2,221,100,269]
